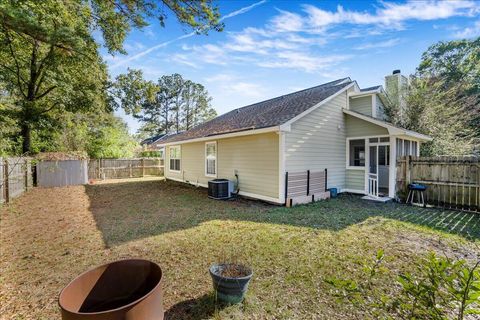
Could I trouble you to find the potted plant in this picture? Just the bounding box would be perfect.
[209,263,253,304]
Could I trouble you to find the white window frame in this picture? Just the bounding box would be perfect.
[169,145,181,173]
[205,141,217,177]
[346,135,390,170]
[346,137,367,170]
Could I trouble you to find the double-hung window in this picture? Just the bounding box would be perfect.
[205,142,217,176]
[169,146,181,172]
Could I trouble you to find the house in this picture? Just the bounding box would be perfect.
[140,132,183,157]
[141,134,166,149]
[157,71,431,204]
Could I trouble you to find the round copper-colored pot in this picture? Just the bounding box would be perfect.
[59,259,164,320]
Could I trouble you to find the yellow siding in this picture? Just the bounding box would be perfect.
[165,132,279,201]
[346,114,389,137]
[349,96,372,116]
[346,169,365,191]
[285,92,348,190]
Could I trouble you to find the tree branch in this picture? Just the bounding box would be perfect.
[3,27,28,98]
[35,86,57,99]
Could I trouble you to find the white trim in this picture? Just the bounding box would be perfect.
[346,166,365,171]
[280,82,356,130]
[342,188,366,194]
[388,136,397,198]
[165,177,282,204]
[346,137,367,170]
[158,126,279,146]
[238,190,282,204]
[278,131,286,203]
[343,109,432,141]
[167,176,208,188]
[365,138,370,194]
[204,141,217,178]
[349,89,382,98]
[168,145,181,173]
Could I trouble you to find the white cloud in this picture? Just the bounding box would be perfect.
[302,1,478,30]
[355,38,400,50]
[270,9,304,32]
[204,73,266,99]
[170,54,199,68]
[453,20,480,38]
[258,51,351,73]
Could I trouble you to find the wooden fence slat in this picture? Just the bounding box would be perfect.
[88,158,164,180]
[397,156,479,212]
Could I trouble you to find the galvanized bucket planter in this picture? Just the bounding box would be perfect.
[209,263,253,304]
[59,259,164,320]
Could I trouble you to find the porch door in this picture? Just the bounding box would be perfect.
[368,146,378,197]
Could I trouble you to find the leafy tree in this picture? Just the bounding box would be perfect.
[0,0,222,154]
[182,80,215,130]
[112,70,217,136]
[24,110,138,158]
[1,0,223,55]
[387,38,480,156]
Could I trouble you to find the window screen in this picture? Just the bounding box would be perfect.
[205,142,216,176]
[349,139,365,167]
[169,146,181,171]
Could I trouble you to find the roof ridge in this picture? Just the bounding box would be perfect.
[228,78,352,114]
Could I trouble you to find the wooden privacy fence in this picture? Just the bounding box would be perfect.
[397,156,480,212]
[88,158,164,180]
[285,169,329,206]
[0,157,33,204]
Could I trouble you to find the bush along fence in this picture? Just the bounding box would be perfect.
[0,157,34,204]
[397,156,480,212]
[285,169,329,207]
[88,158,164,180]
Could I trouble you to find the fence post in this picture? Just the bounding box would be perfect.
[24,158,28,191]
[284,172,288,203]
[306,170,310,196]
[141,158,145,177]
[97,159,101,180]
[129,164,133,178]
[4,159,9,203]
[406,156,411,186]
[324,168,328,192]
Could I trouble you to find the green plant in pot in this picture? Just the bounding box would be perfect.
[209,252,253,304]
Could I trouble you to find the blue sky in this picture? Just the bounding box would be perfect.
[103,0,480,134]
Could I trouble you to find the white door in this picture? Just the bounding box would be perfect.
[368,145,378,197]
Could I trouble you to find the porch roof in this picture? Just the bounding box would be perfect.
[343,109,432,142]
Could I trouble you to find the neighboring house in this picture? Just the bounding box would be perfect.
[141,134,166,148]
[157,71,431,204]
[141,132,183,157]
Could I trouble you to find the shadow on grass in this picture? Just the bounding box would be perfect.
[164,293,225,320]
[85,180,480,247]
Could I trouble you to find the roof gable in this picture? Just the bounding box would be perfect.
[160,78,353,144]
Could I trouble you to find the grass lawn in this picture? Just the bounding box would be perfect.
[1,179,479,319]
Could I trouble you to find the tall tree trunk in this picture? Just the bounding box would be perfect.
[21,122,31,154]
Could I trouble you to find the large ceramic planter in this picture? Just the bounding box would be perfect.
[59,259,164,320]
[209,264,253,304]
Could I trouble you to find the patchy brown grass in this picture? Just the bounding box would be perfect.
[1,180,478,319]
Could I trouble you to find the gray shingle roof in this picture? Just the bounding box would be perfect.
[160,78,353,144]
